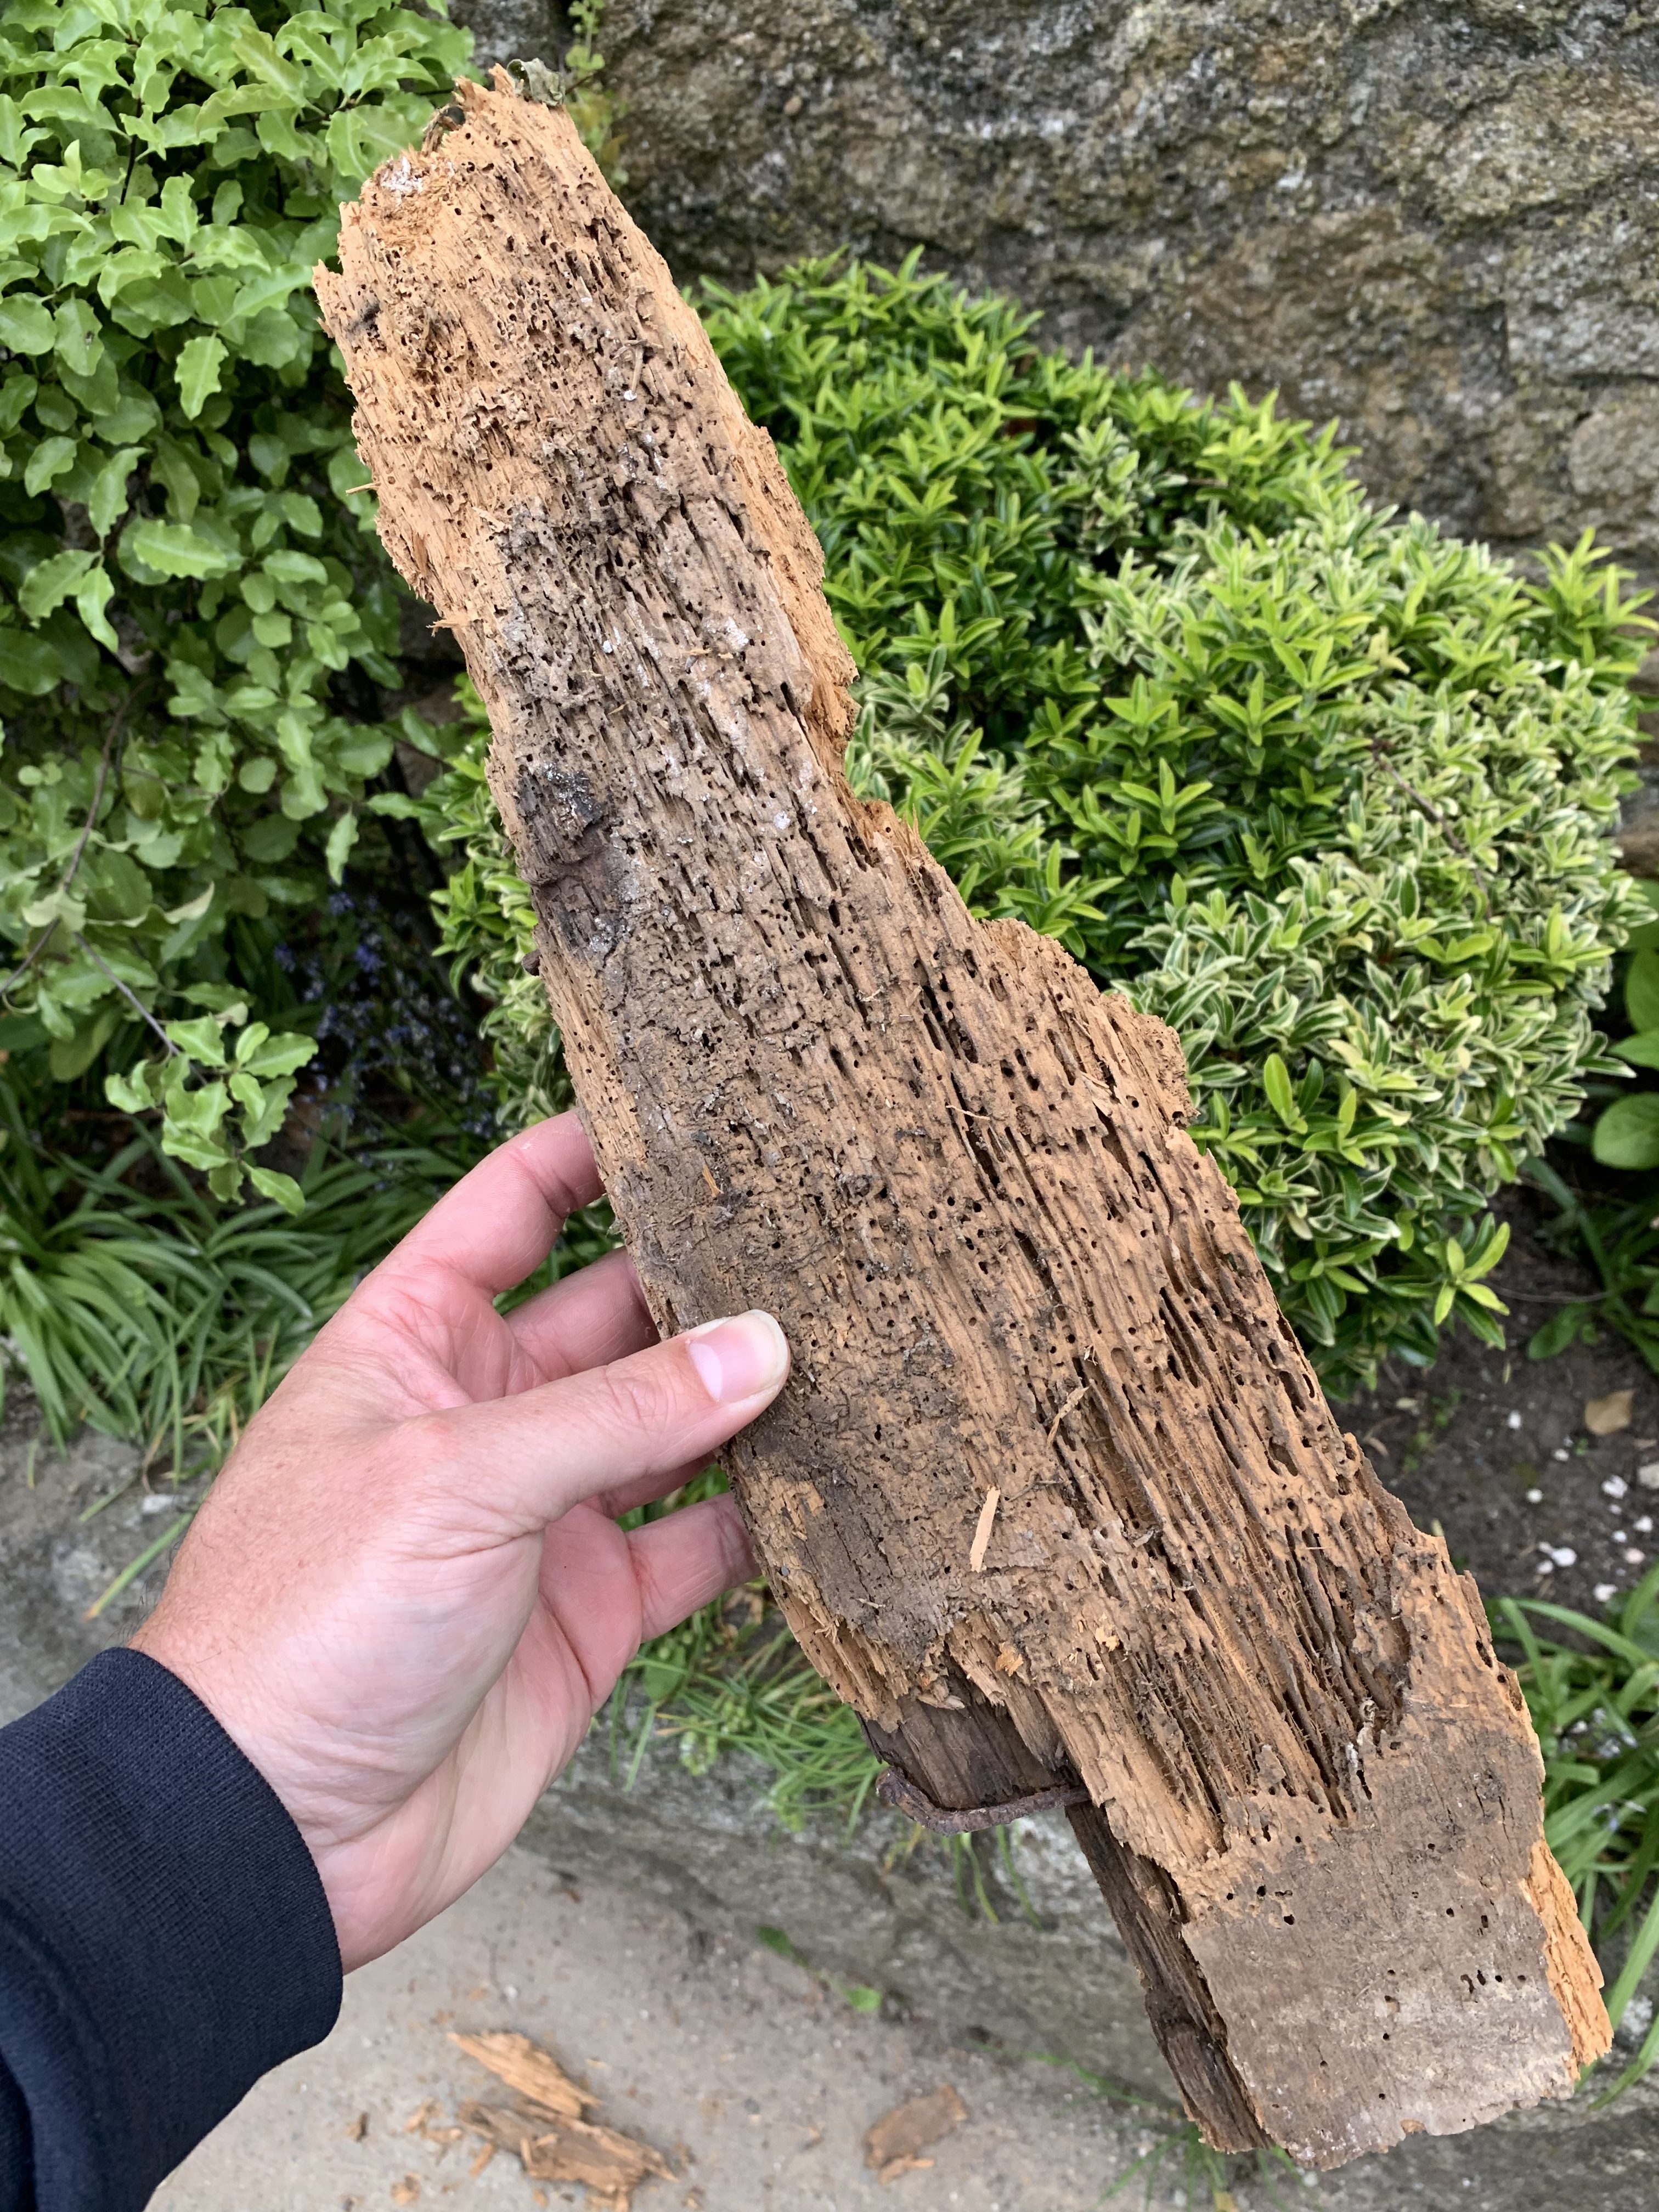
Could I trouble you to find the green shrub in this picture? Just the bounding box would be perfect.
[0,0,468,1205]
[0,1054,452,1463]
[425,255,1648,1390]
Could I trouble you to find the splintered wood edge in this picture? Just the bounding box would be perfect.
[1528,1839,1613,2073]
[448,2030,594,2121]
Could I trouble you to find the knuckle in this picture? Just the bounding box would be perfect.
[715,1500,757,1588]
[399,1406,467,1478]
[596,1352,685,1443]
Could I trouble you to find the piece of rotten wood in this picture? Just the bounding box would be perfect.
[448,2030,595,2121]
[315,77,1609,2168]
[864,2084,967,2183]
[456,2102,670,2210]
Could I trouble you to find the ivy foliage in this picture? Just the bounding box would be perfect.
[0,0,467,1205]
[424,255,1647,1389]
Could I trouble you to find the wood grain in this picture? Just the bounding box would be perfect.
[315,77,1610,2166]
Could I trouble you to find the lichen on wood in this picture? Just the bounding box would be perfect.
[315,76,1610,2168]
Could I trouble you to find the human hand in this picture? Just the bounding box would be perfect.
[131,1113,787,1971]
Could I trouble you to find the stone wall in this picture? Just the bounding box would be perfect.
[454,0,1659,588]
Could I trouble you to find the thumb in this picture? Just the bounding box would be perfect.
[396,1311,791,1539]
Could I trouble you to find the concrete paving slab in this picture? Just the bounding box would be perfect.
[7,1404,1659,2208]
[153,1842,1143,2212]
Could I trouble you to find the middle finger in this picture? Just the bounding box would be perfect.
[507,1246,657,1382]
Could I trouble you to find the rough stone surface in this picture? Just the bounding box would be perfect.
[155,1841,1159,2212]
[453,0,562,74]
[447,0,1659,588]
[526,1737,1172,2093]
[0,1417,157,1720]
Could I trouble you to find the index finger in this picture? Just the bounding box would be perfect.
[377,1110,603,1299]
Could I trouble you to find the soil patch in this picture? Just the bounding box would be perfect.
[1348,1183,1658,1620]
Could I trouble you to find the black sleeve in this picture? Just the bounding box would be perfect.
[0,1648,342,2212]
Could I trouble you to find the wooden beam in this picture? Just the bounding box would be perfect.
[315,77,1610,2168]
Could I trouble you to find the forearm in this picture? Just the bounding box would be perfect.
[0,1115,778,2203]
[0,1651,341,2212]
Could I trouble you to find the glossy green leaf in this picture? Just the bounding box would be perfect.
[1594,1096,1659,1172]
[0,373,37,433]
[235,1027,316,1079]
[1628,950,1659,1035]
[161,1074,230,1137]
[18,548,95,622]
[1261,1052,1304,1129]
[173,331,226,420]
[149,435,201,520]
[158,1122,235,1173]
[123,517,238,579]
[104,1065,161,1115]
[162,1015,230,1066]
[262,548,329,586]
[22,433,76,494]
[0,628,60,694]
[246,1163,304,1215]
[87,445,142,538]
[52,295,103,377]
[324,807,357,883]
[0,294,52,353]
[47,1009,117,1082]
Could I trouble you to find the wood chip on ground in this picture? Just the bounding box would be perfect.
[448,2029,596,2121]
[1585,1389,1635,1436]
[449,2029,672,2210]
[403,2096,462,2151]
[458,2101,673,2210]
[863,2086,968,2183]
